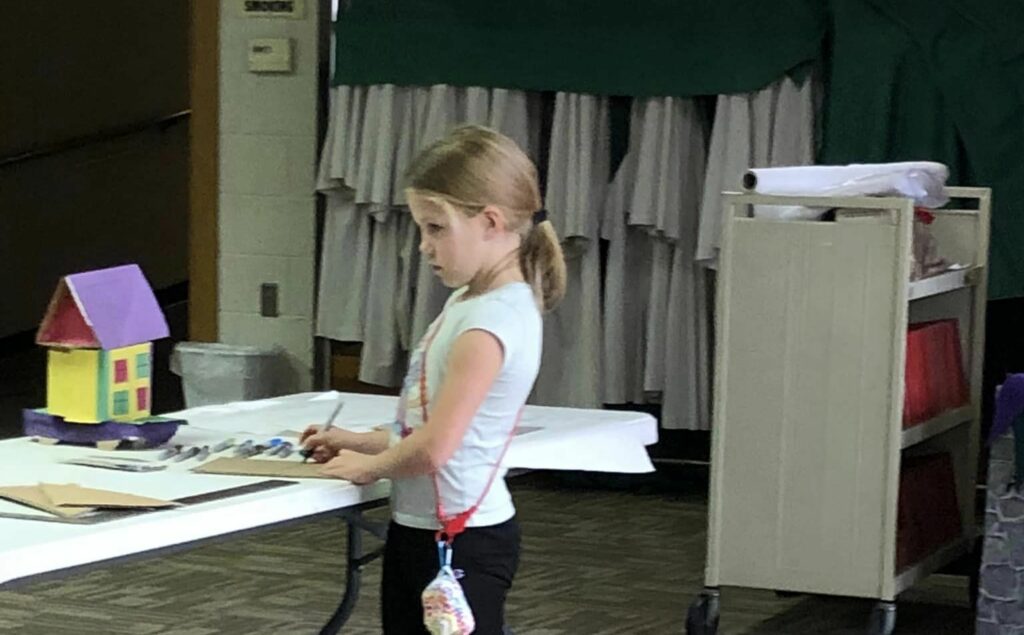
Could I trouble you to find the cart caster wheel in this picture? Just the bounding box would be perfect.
[866,601,896,635]
[686,589,720,635]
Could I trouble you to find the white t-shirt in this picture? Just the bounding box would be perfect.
[389,282,542,530]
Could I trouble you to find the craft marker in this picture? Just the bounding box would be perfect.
[234,440,254,456]
[236,443,261,458]
[159,445,183,460]
[64,458,167,473]
[195,446,211,462]
[301,400,345,463]
[267,441,293,458]
[266,437,284,453]
[212,438,236,453]
[174,446,201,462]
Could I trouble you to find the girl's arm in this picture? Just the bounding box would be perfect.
[321,329,504,482]
[347,429,392,454]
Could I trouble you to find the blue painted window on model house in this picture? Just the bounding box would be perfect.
[113,390,130,415]
[136,353,150,379]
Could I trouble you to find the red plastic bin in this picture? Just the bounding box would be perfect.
[903,320,969,428]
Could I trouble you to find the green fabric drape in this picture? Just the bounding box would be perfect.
[332,0,826,97]
[821,0,1024,299]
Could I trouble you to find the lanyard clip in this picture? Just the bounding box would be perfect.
[435,529,455,546]
[436,540,453,569]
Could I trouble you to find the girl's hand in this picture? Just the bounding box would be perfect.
[320,449,381,484]
[299,426,352,463]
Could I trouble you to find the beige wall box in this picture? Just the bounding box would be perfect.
[248,38,293,73]
[238,0,305,19]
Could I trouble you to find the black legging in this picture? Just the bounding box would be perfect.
[381,518,520,634]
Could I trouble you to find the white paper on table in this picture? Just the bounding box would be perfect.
[164,392,657,475]
[165,392,397,437]
[508,405,657,473]
[0,439,268,501]
[505,433,654,473]
[177,400,285,415]
[165,426,244,446]
[311,391,344,402]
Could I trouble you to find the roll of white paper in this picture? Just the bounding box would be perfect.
[743,162,949,208]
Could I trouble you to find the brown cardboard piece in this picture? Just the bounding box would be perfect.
[0,483,178,517]
[193,457,335,479]
[39,483,179,509]
[0,485,93,517]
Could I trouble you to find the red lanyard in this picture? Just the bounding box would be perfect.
[403,312,521,543]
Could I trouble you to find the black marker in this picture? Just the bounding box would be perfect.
[301,400,345,463]
[174,446,200,462]
[158,445,183,460]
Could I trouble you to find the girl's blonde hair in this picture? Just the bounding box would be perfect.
[405,124,566,312]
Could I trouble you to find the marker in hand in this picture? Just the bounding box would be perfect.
[300,400,345,463]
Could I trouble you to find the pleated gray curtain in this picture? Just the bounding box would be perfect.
[601,97,711,430]
[532,93,609,408]
[696,74,818,264]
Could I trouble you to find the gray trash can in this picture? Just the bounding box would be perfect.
[171,342,282,408]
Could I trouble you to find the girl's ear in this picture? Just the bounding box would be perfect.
[480,205,507,237]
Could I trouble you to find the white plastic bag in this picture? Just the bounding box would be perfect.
[422,544,475,635]
[910,209,950,280]
[743,162,950,208]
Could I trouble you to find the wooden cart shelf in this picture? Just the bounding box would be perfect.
[894,534,974,595]
[908,267,980,301]
[901,406,974,450]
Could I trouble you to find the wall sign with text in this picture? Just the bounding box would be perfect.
[238,0,305,19]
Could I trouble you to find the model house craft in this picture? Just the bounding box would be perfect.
[35,264,170,424]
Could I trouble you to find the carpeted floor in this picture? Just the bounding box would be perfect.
[0,470,974,634]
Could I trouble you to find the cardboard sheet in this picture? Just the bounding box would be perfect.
[0,485,93,518]
[39,484,179,509]
[0,483,177,518]
[192,457,336,479]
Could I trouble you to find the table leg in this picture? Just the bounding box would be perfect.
[319,506,388,635]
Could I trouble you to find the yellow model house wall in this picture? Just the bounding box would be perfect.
[47,349,101,423]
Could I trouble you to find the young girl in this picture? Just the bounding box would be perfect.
[300,124,566,634]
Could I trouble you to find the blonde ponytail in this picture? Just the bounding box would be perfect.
[519,219,566,312]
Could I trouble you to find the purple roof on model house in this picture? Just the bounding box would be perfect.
[37,264,169,350]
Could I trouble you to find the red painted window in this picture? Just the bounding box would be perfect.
[114,359,128,383]
[136,386,149,411]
